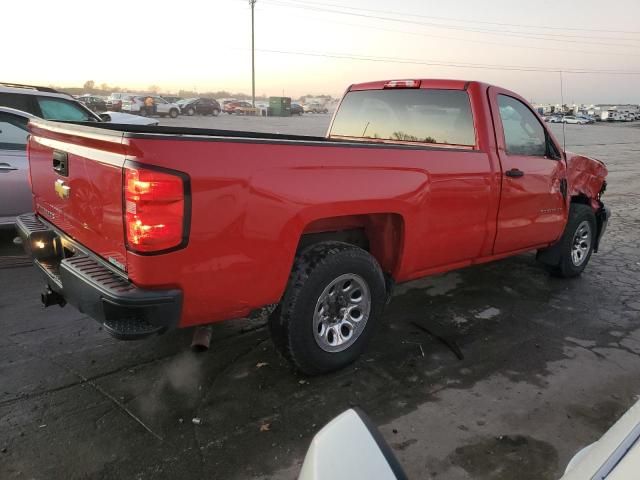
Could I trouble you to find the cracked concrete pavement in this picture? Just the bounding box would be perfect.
[0,119,639,479]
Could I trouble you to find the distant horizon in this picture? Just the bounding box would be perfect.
[40,81,640,107]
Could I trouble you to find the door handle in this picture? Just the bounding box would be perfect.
[505,168,524,178]
[0,162,18,172]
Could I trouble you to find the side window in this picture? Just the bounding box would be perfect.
[37,97,93,121]
[154,97,167,104]
[497,95,546,157]
[0,92,34,114]
[0,112,29,150]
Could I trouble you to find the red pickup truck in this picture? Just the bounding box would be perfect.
[17,79,609,374]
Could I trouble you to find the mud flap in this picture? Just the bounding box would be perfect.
[536,242,563,267]
[594,205,611,253]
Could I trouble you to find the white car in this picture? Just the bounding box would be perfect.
[0,83,159,126]
[303,102,329,113]
[562,115,589,125]
[102,111,160,125]
[122,96,180,118]
[300,402,640,480]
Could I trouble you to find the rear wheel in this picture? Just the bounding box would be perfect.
[186,107,195,116]
[545,204,597,277]
[169,108,179,118]
[269,242,386,375]
[212,108,220,116]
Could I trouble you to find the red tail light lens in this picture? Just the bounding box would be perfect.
[124,166,188,253]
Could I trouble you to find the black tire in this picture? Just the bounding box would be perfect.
[186,107,195,116]
[269,242,386,375]
[212,108,220,117]
[139,109,147,117]
[169,108,179,118]
[546,204,597,278]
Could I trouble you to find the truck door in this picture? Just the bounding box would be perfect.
[488,88,567,254]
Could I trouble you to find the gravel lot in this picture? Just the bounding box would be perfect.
[1,119,639,479]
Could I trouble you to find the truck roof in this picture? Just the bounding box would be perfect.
[348,79,483,91]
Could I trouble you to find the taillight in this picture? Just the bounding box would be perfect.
[124,165,188,253]
[383,80,421,89]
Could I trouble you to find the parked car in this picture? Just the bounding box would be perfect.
[224,101,253,114]
[77,95,107,113]
[561,398,640,479]
[178,98,221,116]
[562,115,589,124]
[17,78,609,375]
[547,115,563,123]
[0,107,33,228]
[300,398,640,480]
[291,103,304,115]
[161,96,182,104]
[576,114,595,124]
[0,83,159,126]
[304,102,329,113]
[106,92,141,112]
[121,96,180,118]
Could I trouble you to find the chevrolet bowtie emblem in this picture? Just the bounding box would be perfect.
[55,179,70,200]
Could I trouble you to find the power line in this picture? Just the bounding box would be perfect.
[253,47,640,75]
[256,6,640,59]
[262,0,640,49]
[274,0,640,36]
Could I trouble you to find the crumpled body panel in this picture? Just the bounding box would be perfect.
[566,152,608,208]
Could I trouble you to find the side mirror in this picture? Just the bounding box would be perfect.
[298,409,407,480]
[99,113,111,122]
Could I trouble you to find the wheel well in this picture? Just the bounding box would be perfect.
[297,213,404,276]
[571,193,591,205]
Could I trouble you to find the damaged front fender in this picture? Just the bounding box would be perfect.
[566,152,608,208]
[537,153,610,266]
[565,152,609,252]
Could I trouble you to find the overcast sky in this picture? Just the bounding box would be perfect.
[4,0,640,102]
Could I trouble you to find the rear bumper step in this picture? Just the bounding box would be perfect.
[16,213,182,340]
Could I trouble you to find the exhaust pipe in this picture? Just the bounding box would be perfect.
[41,287,66,308]
[191,325,213,352]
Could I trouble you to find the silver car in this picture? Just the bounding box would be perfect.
[0,107,33,228]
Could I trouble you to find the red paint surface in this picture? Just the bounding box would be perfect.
[27,80,608,328]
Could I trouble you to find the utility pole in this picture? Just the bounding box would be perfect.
[250,0,257,107]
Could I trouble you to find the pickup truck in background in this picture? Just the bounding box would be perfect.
[17,79,609,375]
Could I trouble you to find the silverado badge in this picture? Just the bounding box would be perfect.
[54,179,70,200]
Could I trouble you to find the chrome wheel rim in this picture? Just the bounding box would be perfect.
[571,220,592,266]
[313,273,371,353]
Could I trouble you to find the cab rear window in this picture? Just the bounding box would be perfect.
[330,89,475,147]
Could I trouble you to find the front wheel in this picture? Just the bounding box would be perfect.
[186,107,195,116]
[544,204,597,277]
[169,108,179,118]
[212,108,220,116]
[269,242,386,375]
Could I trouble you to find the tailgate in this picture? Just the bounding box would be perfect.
[28,119,128,271]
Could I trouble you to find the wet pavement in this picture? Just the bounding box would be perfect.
[1,121,639,479]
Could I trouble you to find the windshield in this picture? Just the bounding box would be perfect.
[37,97,99,122]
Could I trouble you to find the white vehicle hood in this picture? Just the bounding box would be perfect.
[105,111,158,126]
